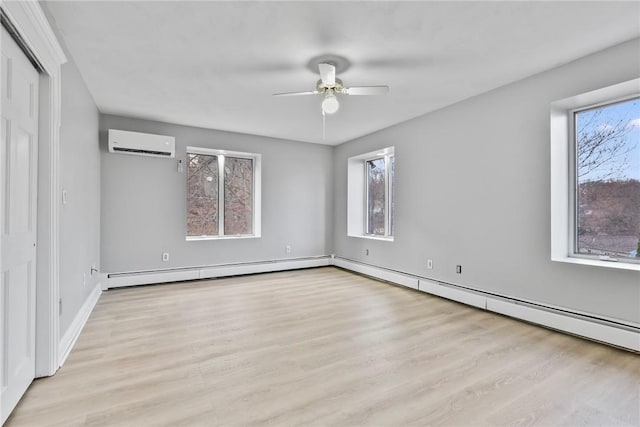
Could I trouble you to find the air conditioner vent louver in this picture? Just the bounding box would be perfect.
[108,129,175,158]
[111,147,173,156]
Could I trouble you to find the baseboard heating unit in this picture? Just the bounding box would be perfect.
[331,257,640,353]
[103,256,331,289]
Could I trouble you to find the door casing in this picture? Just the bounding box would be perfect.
[1,1,67,378]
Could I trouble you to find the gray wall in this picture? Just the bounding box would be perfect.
[46,24,101,335]
[332,38,640,324]
[47,0,637,332]
[100,115,333,273]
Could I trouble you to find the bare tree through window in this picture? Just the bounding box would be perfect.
[365,154,395,237]
[390,155,395,236]
[575,97,640,259]
[186,150,256,237]
[187,153,218,236]
[224,157,253,235]
[366,158,386,235]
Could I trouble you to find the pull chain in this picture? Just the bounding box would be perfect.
[322,110,326,140]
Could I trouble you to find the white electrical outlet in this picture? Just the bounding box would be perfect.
[427,259,433,269]
[365,249,370,256]
[162,253,170,262]
[285,245,292,254]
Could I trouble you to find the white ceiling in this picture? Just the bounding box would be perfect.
[44,1,640,145]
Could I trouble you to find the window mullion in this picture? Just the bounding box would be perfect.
[218,155,225,236]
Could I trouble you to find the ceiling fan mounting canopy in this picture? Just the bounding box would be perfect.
[306,54,351,75]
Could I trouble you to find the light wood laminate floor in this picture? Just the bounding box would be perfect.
[6,267,639,426]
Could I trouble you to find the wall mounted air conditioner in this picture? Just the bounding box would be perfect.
[108,129,175,158]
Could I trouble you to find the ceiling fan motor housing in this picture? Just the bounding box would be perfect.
[317,78,344,92]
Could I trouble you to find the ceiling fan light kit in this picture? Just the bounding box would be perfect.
[321,91,340,114]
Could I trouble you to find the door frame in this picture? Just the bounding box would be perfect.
[1,1,66,377]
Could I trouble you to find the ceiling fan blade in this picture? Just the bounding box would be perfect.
[318,63,336,86]
[344,86,389,95]
[273,90,319,97]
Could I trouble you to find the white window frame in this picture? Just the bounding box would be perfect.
[186,146,261,240]
[550,78,639,271]
[348,147,395,241]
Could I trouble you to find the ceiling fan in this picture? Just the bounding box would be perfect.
[273,62,389,116]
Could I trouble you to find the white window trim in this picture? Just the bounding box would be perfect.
[348,147,395,241]
[550,78,640,271]
[185,146,261,240]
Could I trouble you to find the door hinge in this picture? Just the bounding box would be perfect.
[59,298,62,315]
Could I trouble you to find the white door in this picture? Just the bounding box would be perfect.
[1,26,39,424]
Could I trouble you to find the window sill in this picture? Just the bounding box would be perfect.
[186,234,260,241]
[552,256,640,272]
[348,234,394,242]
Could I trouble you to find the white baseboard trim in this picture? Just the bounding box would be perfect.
[331,257,639,352]
[105,256,331,289]
[57,283,102,368]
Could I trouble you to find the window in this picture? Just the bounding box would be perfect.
[550,79,640,270]
[574,98,639,262]
[186,147,261,239]
[348,147,395,240]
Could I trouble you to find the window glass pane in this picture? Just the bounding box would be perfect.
[575,97,640,260]
[366,158,386,235]
[224,157,253,235]
[187,153,219,236]
[390,155,395,237]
